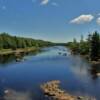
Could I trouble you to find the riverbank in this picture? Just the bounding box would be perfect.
[68,47,100,65]
[0,47,40,55]
[41,80,96,100]
[80,54,100,65]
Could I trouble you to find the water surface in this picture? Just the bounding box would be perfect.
[0,46,100,100]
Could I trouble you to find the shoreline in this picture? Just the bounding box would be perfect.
[0,47,40,55]
[80,54,100,65]
[68,48,100,65]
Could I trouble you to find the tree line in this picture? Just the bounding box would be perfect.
[0,33,53,50]
[67,31,100,61]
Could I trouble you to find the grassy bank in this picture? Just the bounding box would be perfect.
[0,47,40,55]
[0,33,55,55]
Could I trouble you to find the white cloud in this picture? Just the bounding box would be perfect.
[70,14,94,24]
[40,0,49,5]
[40,0,58,7]
[96,17,100,25]
[51,2,58,6]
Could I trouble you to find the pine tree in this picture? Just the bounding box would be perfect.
[90,31,100,61]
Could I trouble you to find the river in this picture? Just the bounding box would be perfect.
[0,46,100,100]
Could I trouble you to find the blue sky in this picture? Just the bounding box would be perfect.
[0,0,100,42]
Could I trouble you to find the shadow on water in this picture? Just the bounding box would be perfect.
[89,63,100,80]
[0,51,40,65]
[0,55,16,65]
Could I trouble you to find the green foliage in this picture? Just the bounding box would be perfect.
[79,41,89,55]
[0,33,53,50]
[67,31,100,61]
[67,38,79,54]
[90,31,100,61]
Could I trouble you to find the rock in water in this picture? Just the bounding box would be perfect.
[41,80,96,100]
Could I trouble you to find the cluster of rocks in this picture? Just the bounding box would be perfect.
[58,52,67,56]
[41,80,96,100]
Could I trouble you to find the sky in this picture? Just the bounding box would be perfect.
[0,0,100,42]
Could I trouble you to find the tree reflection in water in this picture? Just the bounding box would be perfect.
[0,54,16,65]
[0,51,38,65]
[89,64,100,80]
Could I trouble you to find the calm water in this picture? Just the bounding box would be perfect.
[0,46,100,100]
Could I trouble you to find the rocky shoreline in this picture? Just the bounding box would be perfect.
[41,80,96,100]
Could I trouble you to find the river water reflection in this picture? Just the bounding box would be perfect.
[0,46,100,100]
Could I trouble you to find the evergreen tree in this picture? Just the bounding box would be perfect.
[90,31,100,61]
[0,32,53,50]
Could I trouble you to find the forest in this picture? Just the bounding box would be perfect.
[0,32,100,62]
[67,31,100,62]
[0,33,53,50]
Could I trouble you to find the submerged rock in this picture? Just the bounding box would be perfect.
[4,89,32,100]
[4,90,9,94]
[63,53,67,56]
